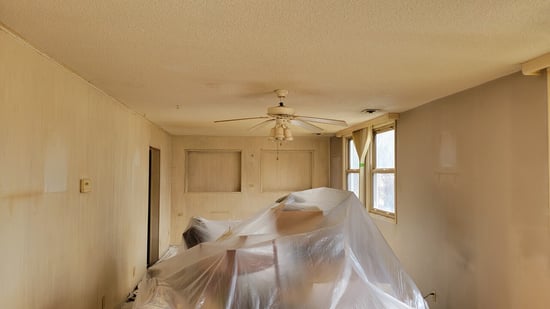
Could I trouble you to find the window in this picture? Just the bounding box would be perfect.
[345,138,360,198]
[338,113,398,222]
[368,125,396,219]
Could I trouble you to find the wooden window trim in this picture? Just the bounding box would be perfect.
[367,123,397,222]
[344,137,362,201]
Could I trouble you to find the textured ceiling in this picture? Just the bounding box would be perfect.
[1,1,550,136]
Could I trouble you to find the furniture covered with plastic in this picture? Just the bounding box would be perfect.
[133,187,428,309]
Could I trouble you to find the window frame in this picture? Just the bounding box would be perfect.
[367,123,397,221]
[344,137,361,199]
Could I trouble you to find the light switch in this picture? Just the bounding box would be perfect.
[80,178,92,193]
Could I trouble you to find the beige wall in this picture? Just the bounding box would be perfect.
[0,28,172,308]
[170,136,330,244]
[376,72,549,308]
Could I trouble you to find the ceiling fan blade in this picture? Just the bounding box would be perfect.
[248,119,275,131]
[289,119,324,133]
[294,115,348,127]
[214,116,269,123]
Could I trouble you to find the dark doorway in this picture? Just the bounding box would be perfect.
[148,147,161,266]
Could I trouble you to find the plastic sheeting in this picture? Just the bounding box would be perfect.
[133,188,428,309]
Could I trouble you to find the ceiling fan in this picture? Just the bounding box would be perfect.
[214,89,348,141]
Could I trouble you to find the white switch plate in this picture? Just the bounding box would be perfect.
[80,178,92,193]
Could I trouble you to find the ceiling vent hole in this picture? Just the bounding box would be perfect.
[361,108,380,114]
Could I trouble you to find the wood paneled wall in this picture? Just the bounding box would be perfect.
[329,136,344,189]
[260,150,313,192]
[171,136,330,244]
[0,27,172,308]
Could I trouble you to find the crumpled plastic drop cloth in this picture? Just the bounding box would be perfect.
[133,188,428,309]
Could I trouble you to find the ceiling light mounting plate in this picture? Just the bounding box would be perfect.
[274,89,289,99]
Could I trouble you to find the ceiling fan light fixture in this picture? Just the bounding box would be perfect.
[284,127,293,141]
[269,119,294,142]
[274,125,285,140]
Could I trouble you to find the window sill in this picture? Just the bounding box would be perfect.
[368,209,397,224]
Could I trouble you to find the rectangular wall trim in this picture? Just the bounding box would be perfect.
[185,149,242,192]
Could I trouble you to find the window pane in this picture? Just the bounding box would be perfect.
[347,173,360,198]
[373,173,395,213]
[348,139,359,169]
[375,129,395,168]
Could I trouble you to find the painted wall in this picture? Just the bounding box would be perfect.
[375,72,549,308]
[0,28,172,308]
[170,136,330,244]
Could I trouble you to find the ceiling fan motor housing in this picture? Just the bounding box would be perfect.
[267,105,295,117]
